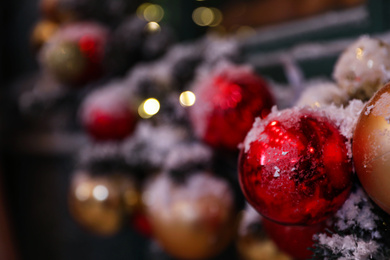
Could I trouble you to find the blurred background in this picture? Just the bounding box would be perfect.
[0,0,389,259]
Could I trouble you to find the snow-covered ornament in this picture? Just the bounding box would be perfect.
[353,82,390,215]
[41,22,108,85]
[79,85,138,141]
[143,173,238,260]
[189,62,274,151]
[333,36,390,100]
[239,107,353,225]
[296,81,348,107]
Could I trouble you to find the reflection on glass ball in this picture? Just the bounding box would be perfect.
[69,171,138,235]
[44,41,87,84]
[144,173,239,260]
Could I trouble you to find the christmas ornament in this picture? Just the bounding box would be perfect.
[41,22,108,85]
[104,16,174,76]
[69,171,124,235]
[79,86,138,141]
[144,173,238,260]
[189,62,274,151]
[353,82,390,214]
[239,108,353,225]
[333,36,390,100]
[131,212,153,237]
[296,82,348,108]
[30,20,59,52]
[237,205,292,260]
[263,218,327,260]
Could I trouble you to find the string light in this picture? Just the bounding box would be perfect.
[179,91,196,107]
[138,98,160,119]
[145,22,161,33]
[192,7,214,26]
[92,185,109,201]
[192,7,223,27]
[144,4,164,22]
[136,3,164,22]
[136,3,151,19]
[209,8,223,27]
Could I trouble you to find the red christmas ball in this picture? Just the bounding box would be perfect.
[80,86,138,141]
[239,108,352,225]
[263,218,327,260]
[189,62,274,151]
[131,212,153,237]
[41,22,108,85]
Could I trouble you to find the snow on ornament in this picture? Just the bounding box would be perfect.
[353,82,390,215]
[189,61,275,151]
[239,106,354,225]
[143,172,238,260]
[333,36,390,100]
[79,84,138,141]
[40,22,108,85]
[296,81,348,108]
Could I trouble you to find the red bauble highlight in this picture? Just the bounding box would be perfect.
[239,109,352,225]
[80,87,138,141]
[263,218,326,260]
[77,34,105,83]
[189,63,274,151]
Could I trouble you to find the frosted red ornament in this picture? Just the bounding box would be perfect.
[189,63,274,151]
[80,86,138,141]
[239,108,353,225]
[263,218,327,260]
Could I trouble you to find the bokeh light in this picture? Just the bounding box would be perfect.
[144,4,164,22]
[179,91,196,107]
[145,22,161,33]
[92,185,109,201]
[138,98,160,118]
[193,7,223,27]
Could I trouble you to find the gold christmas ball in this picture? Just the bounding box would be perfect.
[30,20,59,52]
[236,206,291,260]
[69,171,138,235]
[353,82,390,214]
[44,41,87,84]
[144,173,239,260]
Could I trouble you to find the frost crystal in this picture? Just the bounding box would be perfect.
[273,166,280,178]
[317,233,380,260]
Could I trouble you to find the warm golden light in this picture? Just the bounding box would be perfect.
[180,91,196,107]
[143,4,164,22]
[93,185,109,201]
[145,22,161,33]
[138,98,160,118]
[209,8,223,27]
[75,183,90,201]
[136,3,151,19]
[192,7,214,26]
